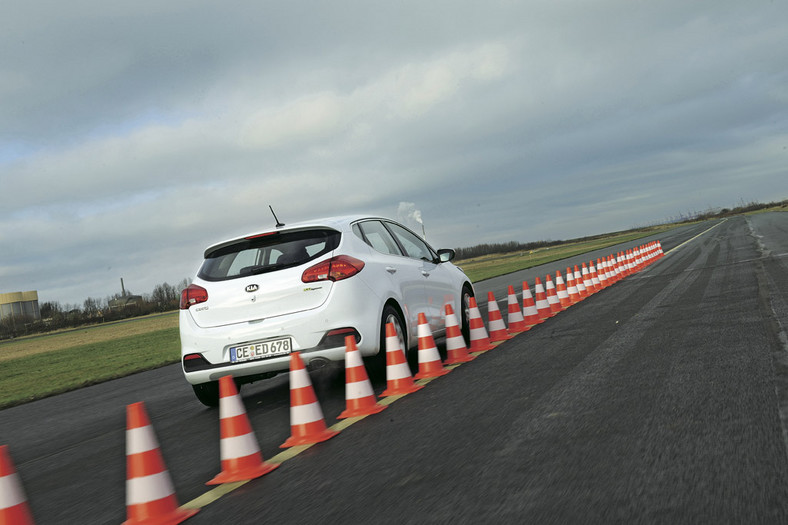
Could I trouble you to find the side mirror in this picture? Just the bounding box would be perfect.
[437,249,455,263]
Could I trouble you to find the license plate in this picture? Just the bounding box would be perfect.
[230,337,292,363]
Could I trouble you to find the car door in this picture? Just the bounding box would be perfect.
[383,221,454,335]
[356,220,427,345]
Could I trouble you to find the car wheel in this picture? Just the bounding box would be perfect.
[192,381,220,407]
[460,285,474,345]
[380,304,407,359]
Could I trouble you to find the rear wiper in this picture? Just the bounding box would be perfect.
[240,264,284,276]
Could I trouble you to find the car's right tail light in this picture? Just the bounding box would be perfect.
[180,284,208,309]
[302,255,365,283]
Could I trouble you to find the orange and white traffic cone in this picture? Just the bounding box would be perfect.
[574,265,588,298]
[467,297,494,352]
[444,304,476,364]
[581,263,595,294]
[382,323,424,396]
[0,445,34,525]
[545,274,563,314]
[566,267,581,304]
[588,262,600,291]
[208,376,278,485]
[124,402,198,525]
[413,313,450,379]
[534,277,552,320]
[281,352,340,447]
[555,270,571,308]
[522,281,541,326]
[506,285,528,333]
[596,258,608,289]
[339,336,388,417]
[486,292,513,342]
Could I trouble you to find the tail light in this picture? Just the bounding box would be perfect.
[302,255,365,283]
[180,284,208,309]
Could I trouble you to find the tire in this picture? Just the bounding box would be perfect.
[460,284,474,345]
[192,381,220,407]
[380,304,406,359]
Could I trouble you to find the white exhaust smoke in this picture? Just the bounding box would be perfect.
[397,202,426,239]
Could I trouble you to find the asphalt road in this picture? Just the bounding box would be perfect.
[2,213,788,524]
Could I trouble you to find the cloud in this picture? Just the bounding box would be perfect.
[1,0,787,304]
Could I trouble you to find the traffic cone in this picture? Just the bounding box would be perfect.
[207,376,278,485]
[413,313,450,379]
[0,445,34,525]
[281,352,339,447]
[574,265,588,298]
[339,336,388,417]
[566,267,581,304]
[382,323,424,396]
[588,262,601,291]
[521,281,541,326]
[555,270,571,308]
[444,304,476,364]
[467,297,494,352]
[544,274,563,314]
[506,285,528,333]
[124,402,198,525]
[581,263,594,295]
[486,292,513,342]
[533,277,552,320]
[596,258,608,289]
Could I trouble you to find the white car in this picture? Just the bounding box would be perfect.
[179,215,474,406]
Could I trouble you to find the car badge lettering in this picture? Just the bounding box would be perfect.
[246,284,259,292]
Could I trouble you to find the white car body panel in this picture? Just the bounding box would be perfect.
[179,215,472,390]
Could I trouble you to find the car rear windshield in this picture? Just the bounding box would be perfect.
[198,229,341,281]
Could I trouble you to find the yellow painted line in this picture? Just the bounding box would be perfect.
[181,480,249,509]
[664,219,725,256]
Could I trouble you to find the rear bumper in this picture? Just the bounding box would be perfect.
[179,278,383,385]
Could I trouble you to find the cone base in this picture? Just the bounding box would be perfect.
[489,332,514,342]
[280,428,339,448]
[382,382,424,397]
[444,353,476,365]
[469,342,495,352]
[206,461,279,485]
[338,402,387,419]
[414,367,450,379]
[123,507,199,525]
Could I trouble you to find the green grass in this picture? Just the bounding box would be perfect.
[0,327,180,408]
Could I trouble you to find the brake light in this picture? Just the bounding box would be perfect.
[180,284,208,309]
[302,255,365,283]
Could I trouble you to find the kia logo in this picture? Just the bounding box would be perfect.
[245,284,259,293]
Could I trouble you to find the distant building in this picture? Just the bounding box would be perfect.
[108,295,143,310]
[0,291,41,321]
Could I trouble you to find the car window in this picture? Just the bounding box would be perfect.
[356,221,402,256]
[385,222,435,261]
[199,229,340,281]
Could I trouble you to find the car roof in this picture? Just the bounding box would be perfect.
[203,214,388,255]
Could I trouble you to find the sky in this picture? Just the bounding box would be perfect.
[1,1,787,306]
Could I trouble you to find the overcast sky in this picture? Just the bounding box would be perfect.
[2,1,786,306]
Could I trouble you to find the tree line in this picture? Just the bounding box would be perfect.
[0,278,191,340]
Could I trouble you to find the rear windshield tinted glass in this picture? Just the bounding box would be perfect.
[199,229,340,281]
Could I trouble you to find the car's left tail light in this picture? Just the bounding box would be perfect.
[302,255,365,283]
[180,284,208,309]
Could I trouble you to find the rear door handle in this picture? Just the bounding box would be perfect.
[421,270,430,277]
[386,266,397,274]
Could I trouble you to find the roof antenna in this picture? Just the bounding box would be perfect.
[269,205,285,228]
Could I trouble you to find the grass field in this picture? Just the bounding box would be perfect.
[0,223,679,408]
[0,313,180,408]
